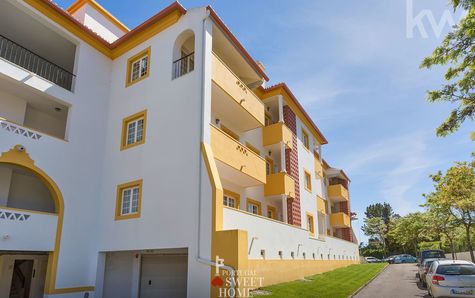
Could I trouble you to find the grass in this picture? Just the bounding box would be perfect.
[259,263,387,298]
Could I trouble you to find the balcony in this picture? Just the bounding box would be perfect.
[211,53,265,131]
[211,125,266,186]
[0,35,75,91]
[328,184,349,202]
[262,122,293,149]
[330,212,351,228]
[0,207,58,251]
[317,196,326,214]
[264,172,295,197]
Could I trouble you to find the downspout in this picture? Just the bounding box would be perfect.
[196,8,236,297]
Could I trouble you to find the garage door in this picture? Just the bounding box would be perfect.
[139,254,188,298]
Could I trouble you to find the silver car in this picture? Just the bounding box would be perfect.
[426,260,475,298]
[419,258,444,287]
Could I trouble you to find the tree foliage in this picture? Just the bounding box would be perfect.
[420,3,475,136]
[364,203,396,225]
[425,162,475,261]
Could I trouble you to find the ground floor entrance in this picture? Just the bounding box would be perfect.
[0,253,48,298]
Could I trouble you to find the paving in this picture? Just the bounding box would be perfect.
[353,264,430,298]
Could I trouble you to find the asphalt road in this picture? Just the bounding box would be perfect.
[354,264,430,298]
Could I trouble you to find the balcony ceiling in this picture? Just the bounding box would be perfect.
[215,160,263,187]
[0,76,68,122]
[211,83,262,132]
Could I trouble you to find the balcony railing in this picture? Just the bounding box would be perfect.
[328,184,349,202]
[262,122,293,149]
[264,172,295,197]
[330,212,351,228]
[210,124,266,184]
[0,34,75,91]
[172,52,194,79]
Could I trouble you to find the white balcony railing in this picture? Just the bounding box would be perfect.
[0,207,58,251]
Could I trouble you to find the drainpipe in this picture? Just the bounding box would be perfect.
[196,8,236,297]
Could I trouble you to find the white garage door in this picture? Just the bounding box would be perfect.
[139,254,188,298]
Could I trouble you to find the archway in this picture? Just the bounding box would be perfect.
[0,145,71,294]
[172,29,195,79]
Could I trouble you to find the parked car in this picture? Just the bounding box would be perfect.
[420,250,446,265]
[394,254,417,264]
[426,260,475,298]
[418,258,443,287]
[365,257,381,263]
[385,255,398,264]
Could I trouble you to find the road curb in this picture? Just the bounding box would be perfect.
[347,264,389,298]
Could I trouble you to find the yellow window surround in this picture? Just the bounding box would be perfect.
[246,198,262,215]
[304,169,312,192]
[125,47,151,87]
[306,212,315,236]
[220,125,240,141]
[115,179,143,220]
[120,110,147,151]
[267,205,276,220]
[223,189,241,209]
[246,142,261,156]
[302,128,310,150]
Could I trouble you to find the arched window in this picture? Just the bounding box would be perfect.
[172,30,195,79]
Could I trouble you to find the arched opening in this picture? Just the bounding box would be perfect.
[172,30,195,79]
[0,164,56,213]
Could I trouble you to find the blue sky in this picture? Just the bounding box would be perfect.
[56,0,473,242]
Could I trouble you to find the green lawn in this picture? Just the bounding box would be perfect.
[259,263,387,298]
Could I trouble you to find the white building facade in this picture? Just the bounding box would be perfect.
[0,1,358,297]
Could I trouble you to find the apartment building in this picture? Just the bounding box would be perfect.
[0,0,358,297]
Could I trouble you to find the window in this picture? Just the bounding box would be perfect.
[267,205,276,219]
[223,190,240,209]
[126,47,151,87]
[304,170,312,192]
[115,180,143,220]
[246,198,261,215]
[306,213,315,235]
[265,157,274,175]
[220,125,239,141]
[121,110,147,150]
[302,129,310,150]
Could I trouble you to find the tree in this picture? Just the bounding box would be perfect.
[423,194,460,259]
[426,162,475,262]
[362,217,388,257]
[420,1,475,137]
[389,213,430,255]
[364,203,396,225]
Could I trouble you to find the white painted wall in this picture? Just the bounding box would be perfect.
[80,3,126,43]
[0,91,27,124]
[0,167,12,206]
[223,207,359,260]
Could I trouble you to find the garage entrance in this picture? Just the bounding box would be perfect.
[139,254,188,298]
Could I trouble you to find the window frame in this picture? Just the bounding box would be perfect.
[246,198,262,215]
[265,157,274,176]
[267,205,277,219]
[223,189,240,209]
[125,47,151,87]
[304,169,312,192]
[115,179,143,220]
[302,128,310,150]
[121,110,147,151]
[306,212,315,236]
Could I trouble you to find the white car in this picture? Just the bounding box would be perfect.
[365,257,381,263]
[426,260,475,297]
